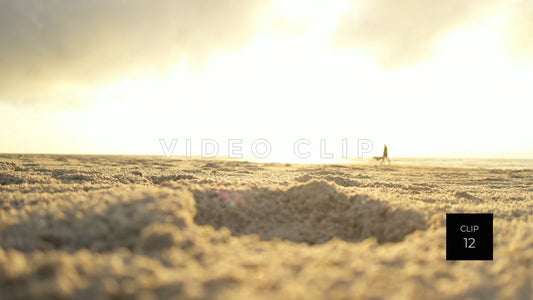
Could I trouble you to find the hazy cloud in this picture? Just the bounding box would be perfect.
[333,0,502,68]
[505,1,533,60]
[4,0,533,106]
[0,0,267,104]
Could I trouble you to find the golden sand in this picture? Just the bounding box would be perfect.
[0,155,531,299]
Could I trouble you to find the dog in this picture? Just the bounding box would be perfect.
[373,156,391,165]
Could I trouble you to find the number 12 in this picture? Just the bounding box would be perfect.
[464,238,475,248]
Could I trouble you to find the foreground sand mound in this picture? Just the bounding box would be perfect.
[1,180,425,251]
[194,180,427,244]
[0,187,196,252]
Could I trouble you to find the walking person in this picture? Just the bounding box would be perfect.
[382,144,391,165]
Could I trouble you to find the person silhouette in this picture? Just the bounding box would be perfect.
[382,144,391,165]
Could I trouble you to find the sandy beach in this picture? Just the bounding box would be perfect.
[0,154,531,299]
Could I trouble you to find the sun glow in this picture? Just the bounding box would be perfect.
[68,6,533,161]
[274,0,353,33]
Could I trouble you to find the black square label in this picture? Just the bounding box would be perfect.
[446,213,493,260]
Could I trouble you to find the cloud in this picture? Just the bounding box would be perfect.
[333,0,502,68]
[0,0,267,105]
[505,1,533,60]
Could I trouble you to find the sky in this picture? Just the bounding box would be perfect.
[1,0,532,161]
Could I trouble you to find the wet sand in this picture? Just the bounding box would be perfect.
[0,154,531,299]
